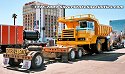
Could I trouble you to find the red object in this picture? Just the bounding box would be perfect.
[0,25,1,45]
[17,26,23,44]
[0,25,23,45]
[2,25,8,44]
[10,26,16,44]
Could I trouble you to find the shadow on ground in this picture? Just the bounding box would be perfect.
[5,64,47,73]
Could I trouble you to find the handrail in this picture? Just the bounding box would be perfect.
[58,14,96,21]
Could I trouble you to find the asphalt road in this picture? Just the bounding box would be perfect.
[1,48,125,74]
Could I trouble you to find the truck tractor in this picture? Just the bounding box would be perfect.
[42,14,112,62]
[1,25,46,69]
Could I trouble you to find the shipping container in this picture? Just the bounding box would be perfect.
[0,25,23,45]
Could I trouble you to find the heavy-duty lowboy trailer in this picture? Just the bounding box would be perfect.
[3,14,112,69]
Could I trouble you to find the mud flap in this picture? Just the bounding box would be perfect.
[21,60,31,69]
[3,58,9,65]
[62,53,68,63]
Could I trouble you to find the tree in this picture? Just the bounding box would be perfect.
[12,13,17,25]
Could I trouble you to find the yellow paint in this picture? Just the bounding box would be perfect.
[56,14,112,47]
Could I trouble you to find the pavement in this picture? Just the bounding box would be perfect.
[1,48,125,74]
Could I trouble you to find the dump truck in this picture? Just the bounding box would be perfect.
[1,25,46,69]
[42,14,112,61]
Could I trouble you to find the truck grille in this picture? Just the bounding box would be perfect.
[62,29,74,38]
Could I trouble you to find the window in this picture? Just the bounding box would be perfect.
[80,21,87,28]
[88,22,94,30]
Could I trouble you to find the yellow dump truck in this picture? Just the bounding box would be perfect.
[3,14,112,70]
[43,14,112,61]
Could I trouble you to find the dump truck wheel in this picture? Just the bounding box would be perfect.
[105,39,111,51]
[31,52,44,69]
[68,49,76,61]
[76,48,83,59]
[94,40,102,54]
[9,58,21,67]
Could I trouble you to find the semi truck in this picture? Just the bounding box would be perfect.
[3,14,112,69]
[1,25,46,69]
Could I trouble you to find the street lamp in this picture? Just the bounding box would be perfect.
[12,13,17,25]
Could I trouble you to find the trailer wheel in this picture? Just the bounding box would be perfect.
[31,52,44,69]
[105,39,111,51]
[9,58,21,67]
[76,48,83,59]
[68,48,76,61]
[94,40,102,54]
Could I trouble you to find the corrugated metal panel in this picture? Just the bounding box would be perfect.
[17,26,23,44]
[0,25,23,45]
[2,25,8,44]
[0,25,1,45]
[10,26,16,44]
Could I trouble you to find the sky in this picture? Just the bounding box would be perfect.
[0,0,125,25]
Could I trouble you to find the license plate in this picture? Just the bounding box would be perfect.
[6,48,26,55]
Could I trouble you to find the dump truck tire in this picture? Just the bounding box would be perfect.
[31,52,44,69]
[94,40,102,54]
[9,58,21,67]
[76,48,83,59]
[105,39,111,51]
[68,48,76,61]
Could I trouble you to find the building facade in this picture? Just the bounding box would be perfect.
[23,1,65,42]
[110,19,125,34]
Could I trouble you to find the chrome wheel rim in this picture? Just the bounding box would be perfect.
[78,49,82,57]
[71,50,75,59]
[35,55,42,66]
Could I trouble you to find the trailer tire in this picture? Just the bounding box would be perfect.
[28,46,42,51]
[31,52,44,69]
[76,48,83,59]
[94,39,102,54]
[9,58,21,67]
[68,48,76,61]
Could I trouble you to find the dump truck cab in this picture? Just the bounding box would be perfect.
[57,20,95,46]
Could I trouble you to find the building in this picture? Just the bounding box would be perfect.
[110,19,125,34]
[23,1,65,42]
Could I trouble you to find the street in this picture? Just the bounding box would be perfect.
[1,48,125,74]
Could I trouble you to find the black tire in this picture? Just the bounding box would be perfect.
[1,45,7,52]
[105,39,111,51]
[68,49,76,61]
[94,39,102,54]
[28,46,42,51]
[31,52,44,69]
[9,58,21,67]
[76,48,83,59]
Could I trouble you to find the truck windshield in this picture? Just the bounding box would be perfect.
[80,22,87,28]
